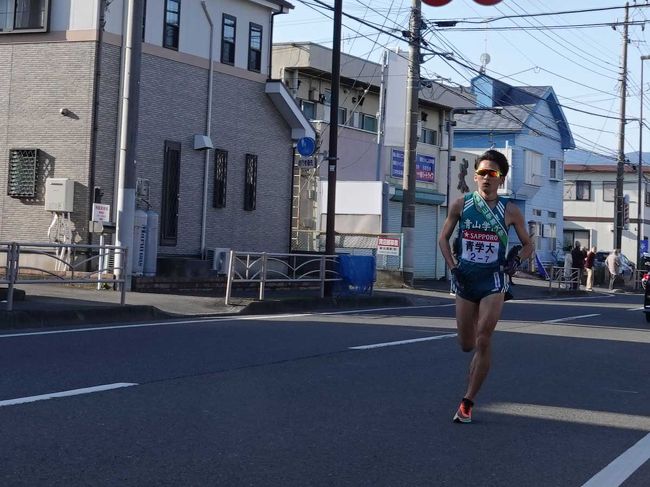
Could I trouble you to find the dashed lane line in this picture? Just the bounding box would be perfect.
[543,313,600,323]
[349,333,458,350]
[0,383,138,407]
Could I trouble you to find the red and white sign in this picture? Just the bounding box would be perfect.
[92,203,111,222]
[377,236,401,256]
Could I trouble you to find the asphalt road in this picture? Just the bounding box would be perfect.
[0,291,648,486]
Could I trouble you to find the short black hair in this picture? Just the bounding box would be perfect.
[475,149,509,177]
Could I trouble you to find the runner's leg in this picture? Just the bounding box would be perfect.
[464,292,504,401]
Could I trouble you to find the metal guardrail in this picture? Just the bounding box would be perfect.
[548,266,582,290]
[0,242,127,311]
[224,251,340,305]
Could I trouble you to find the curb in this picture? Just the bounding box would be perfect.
[240,295,413,315]
[0,305,174,330]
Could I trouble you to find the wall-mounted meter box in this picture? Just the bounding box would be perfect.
[45,178,74,212]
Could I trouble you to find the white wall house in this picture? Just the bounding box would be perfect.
[563,163,650,263]
[272,42,474,279]
[0,0,313,275]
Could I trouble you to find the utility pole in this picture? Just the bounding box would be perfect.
[615,2,629,250]
[324,0,342,296]
[114,0,144,291]
[639,54,650,267]
[401,0,421,287]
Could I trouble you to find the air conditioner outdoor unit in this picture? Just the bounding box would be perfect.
[210,247,231,274]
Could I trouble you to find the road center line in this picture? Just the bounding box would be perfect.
[0,383,138,407]
[581,432,650,487]
[543,313,600,323]
[349,333,457,350]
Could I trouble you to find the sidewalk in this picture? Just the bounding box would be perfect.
[0,272,626,330]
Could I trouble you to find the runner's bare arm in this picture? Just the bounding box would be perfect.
[505,202,534,260]
[438,197,464,270]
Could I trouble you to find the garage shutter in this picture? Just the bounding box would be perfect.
[386,201,440,278]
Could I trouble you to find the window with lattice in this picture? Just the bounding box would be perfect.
[7,148,38,198]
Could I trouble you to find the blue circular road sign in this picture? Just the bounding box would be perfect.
[296,137,316,157]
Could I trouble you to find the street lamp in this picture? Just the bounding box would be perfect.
[638,54,650,269]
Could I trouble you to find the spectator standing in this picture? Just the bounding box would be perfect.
[605,249,621,290]
[584,246,596,291]
[571,241,586,289]
[563,247,573,289]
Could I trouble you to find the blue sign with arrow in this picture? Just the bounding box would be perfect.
[296,137,316,157]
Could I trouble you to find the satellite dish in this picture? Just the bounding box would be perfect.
[480,53,491,66]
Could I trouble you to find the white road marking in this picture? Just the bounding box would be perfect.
[627,306,644,311]
[581,433,650,487]
[349,333,457,350]
[543,313,600,323]
[0,383,138,407]
[0,304,457,339]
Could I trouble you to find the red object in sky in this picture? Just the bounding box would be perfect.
[422,0,453,6]
[473,0,503,5]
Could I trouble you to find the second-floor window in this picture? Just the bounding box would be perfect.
[248,23,262,72]
[564,180,591,201]
[221,14,236,65]
[549,159,563,180]
[421,127,437,145]
[163,0,180,50]
[301,100,315,120]
[603,181,616,202]
[360,113,377,132]
[0,0,49,33]
[524,149,543,186]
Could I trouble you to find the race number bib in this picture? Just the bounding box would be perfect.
[460,229,500,264]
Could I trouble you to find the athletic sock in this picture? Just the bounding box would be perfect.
[461,397,474,408]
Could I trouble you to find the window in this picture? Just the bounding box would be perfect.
[213,149,228,208]
[244,154,257,211]
[161,141,181,245]
[7,148,38,198]
[248,23,262,72]
[221,14,236,65]
[300,100,315,120]
[360,113,377,132]
[564,180,591,201]
[646,183,650,207]
[548,211,557,218]
[163,0,180,50]
[532,209,542,217]
[549,159,563,180]
[0,0,49,33]
[338,107,348,125]
[420,127,437,145]
[603,181,616,202]
[524,149,543,186]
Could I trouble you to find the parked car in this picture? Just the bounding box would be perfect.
[594,251,636,285]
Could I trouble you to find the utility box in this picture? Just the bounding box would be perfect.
[45,178,74,212]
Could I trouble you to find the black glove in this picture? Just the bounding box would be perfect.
[505,245,523,276]
[451,266,468,294]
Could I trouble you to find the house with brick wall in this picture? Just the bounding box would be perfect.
[0,0,312,272]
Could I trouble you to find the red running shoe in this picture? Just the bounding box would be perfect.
[453,400,473,423]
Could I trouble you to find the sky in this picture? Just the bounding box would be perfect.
[273,0,650,163]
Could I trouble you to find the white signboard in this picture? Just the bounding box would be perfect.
[297,157,317,168]
[377,236,400,256]
[92,203,111,222]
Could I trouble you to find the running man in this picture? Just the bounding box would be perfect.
[438,150,534,424]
